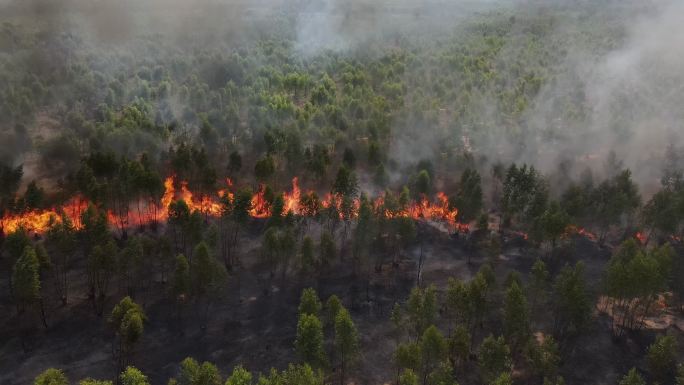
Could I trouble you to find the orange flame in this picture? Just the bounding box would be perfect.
[565,225,597,241]
[1,176,467,235]
[635,231,647,244]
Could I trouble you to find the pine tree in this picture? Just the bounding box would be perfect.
[295,313,328,369]
[334,308,359,385]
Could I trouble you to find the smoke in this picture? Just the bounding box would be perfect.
[384,0,684,196]
[293,0,512,56]
[1,0,683,196]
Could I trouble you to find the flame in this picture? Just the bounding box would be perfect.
[249,185,270,218]
[635,231,647,244]
[564,225,597,241]
[283,177,301,214]
[1,176,468,235]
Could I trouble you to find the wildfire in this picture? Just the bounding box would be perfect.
[0,176,468,235]
[564,225,597,241]
[635,231,647,244]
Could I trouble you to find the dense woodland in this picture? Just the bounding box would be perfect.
[1,1,684,385]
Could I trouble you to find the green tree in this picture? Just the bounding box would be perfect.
[395,342,422,375]
[120,366,150,385]
[295,313,328,369]
[176,357,222,385]
[332,166,358,197]
[406,285,437,337]
[489,372,512,385]
[258,363,324,385]
[79,379,113,385]
[300,236,316,276]
[319,232,336,268]
[88,239,117,315]
[299,287,322,316]
[420,325,447,384]
[478,335,512,383]
[325,295,342,327]
[45,215,77,305]
[604,240,672,336]
[12,246,43,325]
[34,368,68,385]
[450,168,483,223]
[399,369,419,385]
[172,254,191,300]
[553,262,590,337]
[619,368,645,385]
[503,281,530,349]
[448,324,470,367]
[191,242,227,329]
[524,336,560,380]
[254,155,275,184]
[414,170,431,197]
[225,365,252,385]
[334,308,359,385]
[538,201,570,253]
[110,296,146,369]
[647,335,678,383]
[529,259,549,311]
[445,278,469,330]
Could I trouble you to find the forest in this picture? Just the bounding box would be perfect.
[1,0,683,384]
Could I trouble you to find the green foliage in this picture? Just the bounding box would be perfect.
[299,236,315,274]
[448,325,470,365]
[406,285,438,336]
[5,227,31,261]
[525,336,561,380]
[298,288,322,316]
[489,372,512,385]
[605,240,672,334]
[191,242,227,299]
[395,342,422,373]
[537,201,570,249]
[12,245,41,310]
[120,367,150,385]
[619,368,645,385]
[257,364,324,385]
[325,295,342,327]
[34,368,69,385]
[177,358,222,385]
[399,369,419,385]
[420,325,448,381]
[79,379,113,385]
[478,335,512,382]
[450,168,483,223]
[553,262,590,337]
[225,365,252,385]
[502,164,548,226]
[172,254,191,299]
[334,308,360,381]
[529,259,550,306]
[503,281,530,348]
[647,335,678,383]
[414,170,432,198]
[110,297,146,348]
[332,166,358,197]
[295,313,327,369]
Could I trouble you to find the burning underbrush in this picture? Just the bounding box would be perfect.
[0,176,467,236]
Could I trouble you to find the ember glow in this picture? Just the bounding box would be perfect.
[634,231,647,244]
[565,225,598,241]
[0,176,468,235]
